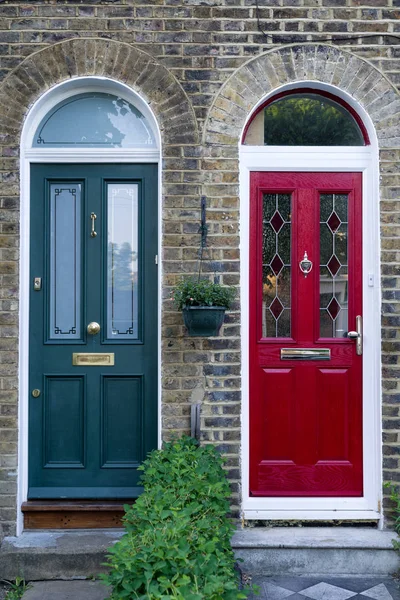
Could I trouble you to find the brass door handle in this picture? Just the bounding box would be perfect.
[87,322,100,335]
[347,315,362,356]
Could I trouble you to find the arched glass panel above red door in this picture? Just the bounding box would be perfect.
[243,90,368,146]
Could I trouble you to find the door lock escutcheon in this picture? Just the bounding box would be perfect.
[31,389,41,398]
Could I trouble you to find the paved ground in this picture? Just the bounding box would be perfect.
[249,576,400,599]
[21,580,110,600]
[11,576,400,599]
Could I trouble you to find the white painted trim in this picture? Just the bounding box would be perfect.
[239,83,382,523]
[243,510,382,521]
[17,77,162,536]
[25,149,160,163]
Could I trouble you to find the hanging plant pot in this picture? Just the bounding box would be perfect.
[182,306,227,337]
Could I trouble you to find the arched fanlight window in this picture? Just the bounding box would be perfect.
[33,92,157,148]
[243,90,368,146]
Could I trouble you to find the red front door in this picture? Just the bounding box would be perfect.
[249,172,363,497]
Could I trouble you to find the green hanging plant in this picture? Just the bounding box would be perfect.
[171,277,236,311]
[170,196,236,336]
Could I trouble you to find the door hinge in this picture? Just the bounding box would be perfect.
[155,254,158,265]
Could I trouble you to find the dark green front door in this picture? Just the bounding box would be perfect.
[29,164,158,499]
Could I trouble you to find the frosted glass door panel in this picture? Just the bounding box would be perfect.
[107,184,139,340]
[49,184,82,339]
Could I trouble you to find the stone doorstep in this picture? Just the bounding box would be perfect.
[232,527,400,577]
[0,530,125,581]
[0,528,398,581]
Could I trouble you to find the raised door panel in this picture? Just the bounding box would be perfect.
[43,376,85,468]
[101,376,144,468]
[317,368,349,461]
[258,368,295,462]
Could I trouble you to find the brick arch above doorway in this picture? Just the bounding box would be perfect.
[0,37,199,147]
[203,44,400,149]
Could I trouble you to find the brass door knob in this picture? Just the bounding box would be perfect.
[87,322,100,335]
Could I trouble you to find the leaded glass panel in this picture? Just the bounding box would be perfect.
[49,184,81,339]
[262,193,292,338]
[320,194,348,338]
[107,183,139,339]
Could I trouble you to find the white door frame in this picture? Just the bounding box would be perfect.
[17,77,162,535]
[239,83,382,523]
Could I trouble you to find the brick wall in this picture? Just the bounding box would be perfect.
[0,0,398,535]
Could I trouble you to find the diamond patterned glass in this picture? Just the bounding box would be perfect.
[262,193,292,337]
[320,194,348,337]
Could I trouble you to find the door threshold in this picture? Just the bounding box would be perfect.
[21,500,135,529]
[242,509,381,522]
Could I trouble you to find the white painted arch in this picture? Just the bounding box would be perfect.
[239,81,382,523]
[18,76,163,535]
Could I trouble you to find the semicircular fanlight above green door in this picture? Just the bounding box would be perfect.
[33,92,157,148]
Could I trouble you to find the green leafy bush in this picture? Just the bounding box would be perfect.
[172,278,236,311]
[384,482,400,551]
[103,436,255,600]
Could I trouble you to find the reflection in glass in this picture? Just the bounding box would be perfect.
[49,184,81,339]
[244,93,365,146]
[262,193,292,337]
[320,194,348,338]
[34,93,156,148]
[107,184,139,339]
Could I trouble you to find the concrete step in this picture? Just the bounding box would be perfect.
[22,581,110,600]
[0,530,124,581]
[232,527,400,577]
[0,527,398,581]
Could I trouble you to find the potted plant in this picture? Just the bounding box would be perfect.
[172,277,236,337]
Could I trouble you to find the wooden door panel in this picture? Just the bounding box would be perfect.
[258,368,296,462]
[250,172,363,497]
[317,368,349,461]
[101,376,144,468]
[254,461,360,496]
[43,376,85,468]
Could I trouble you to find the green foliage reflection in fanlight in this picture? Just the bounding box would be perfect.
[263,94,364,146]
